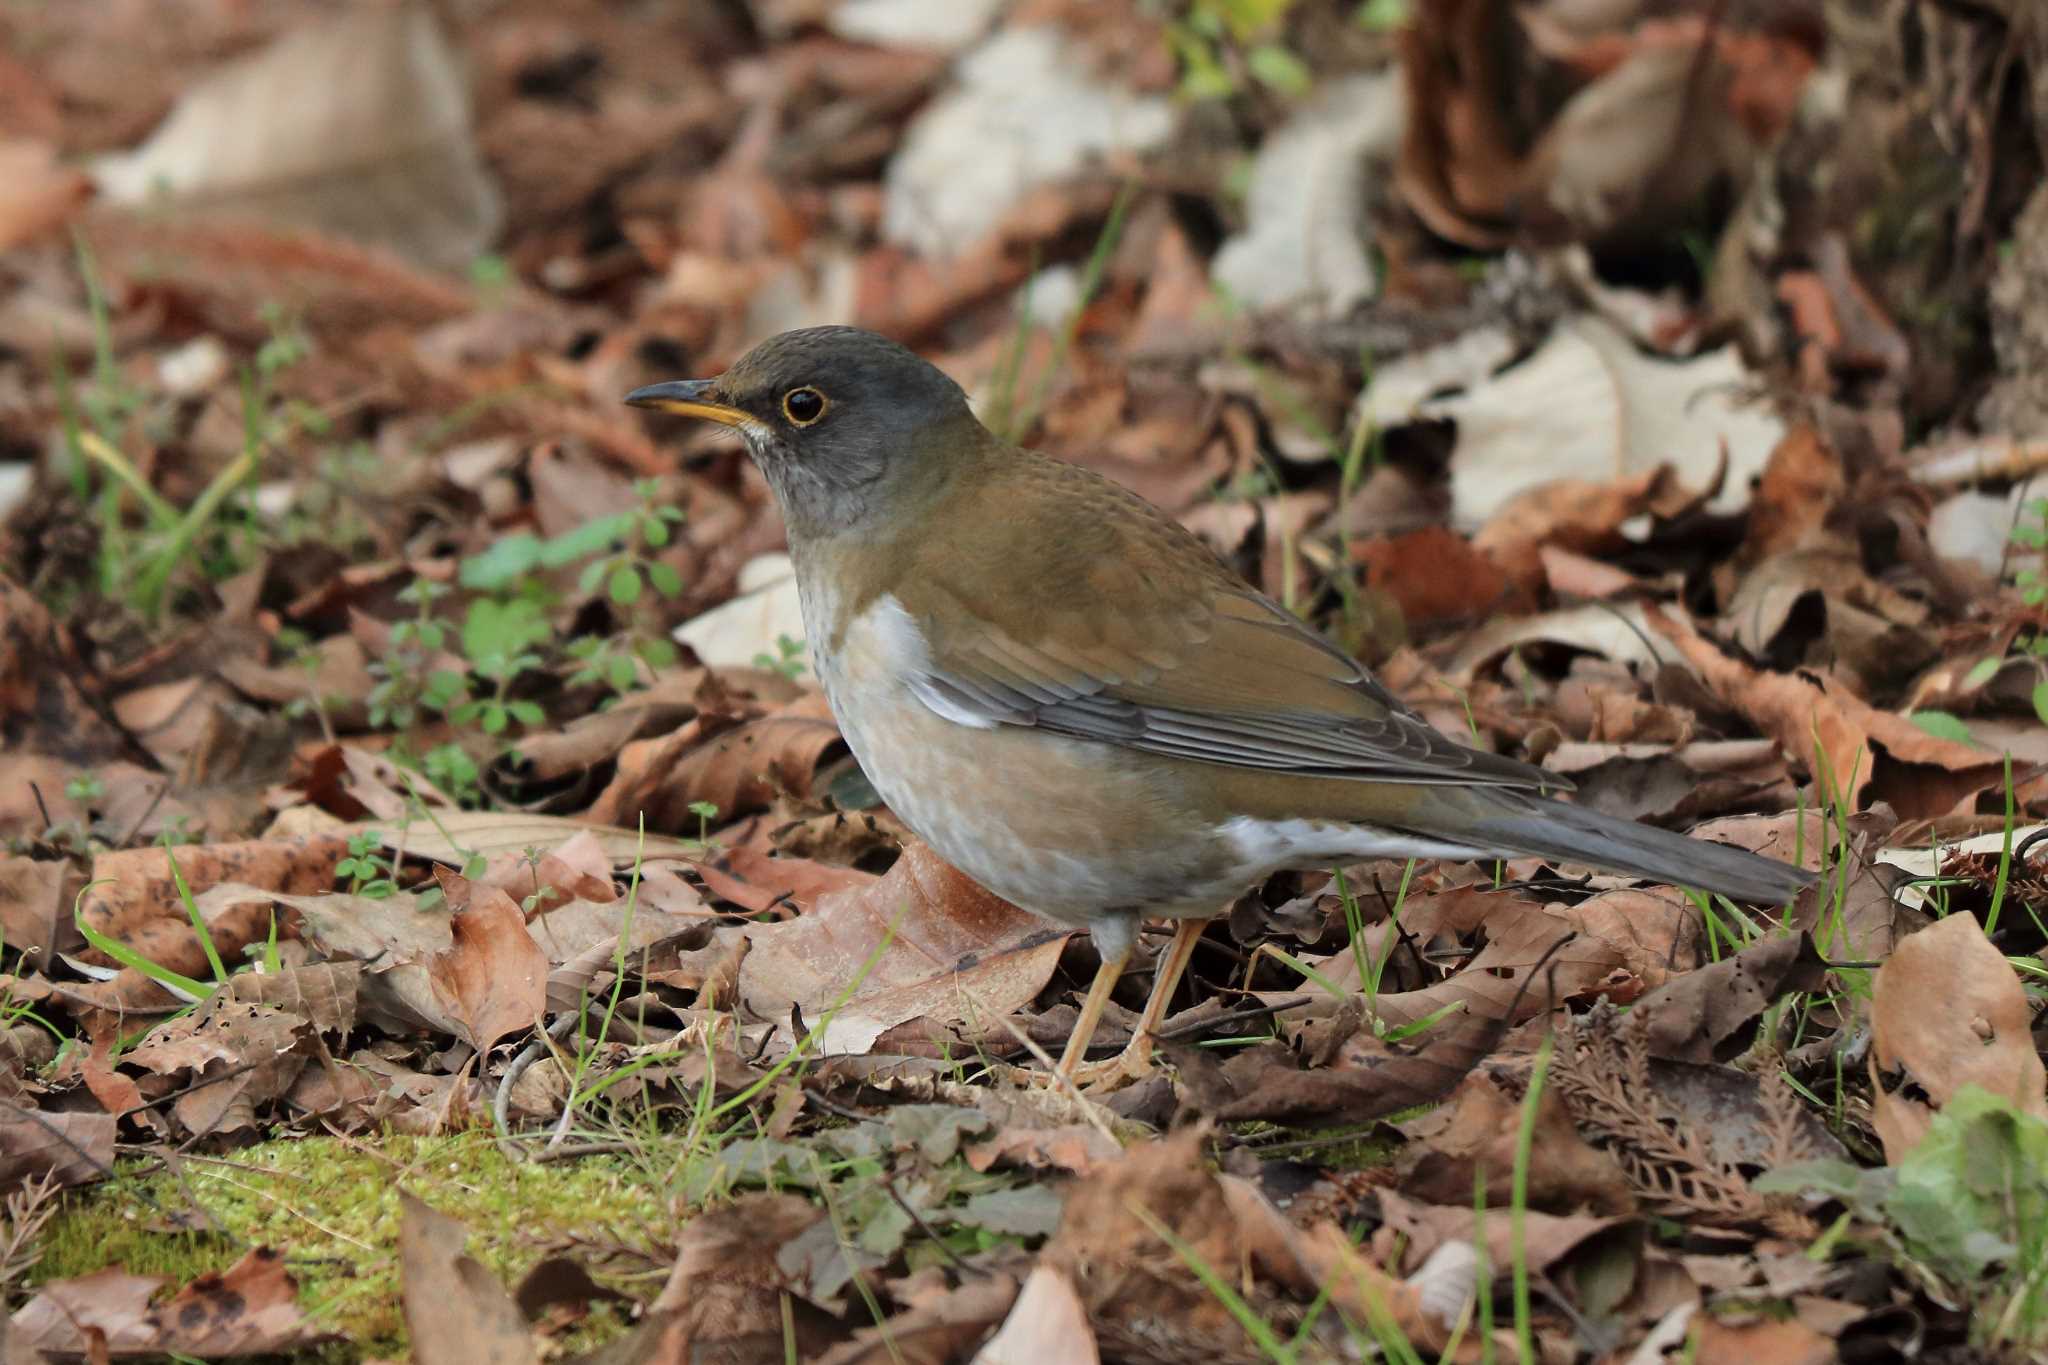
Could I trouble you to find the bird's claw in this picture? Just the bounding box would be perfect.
[1056,1041,1156,1095]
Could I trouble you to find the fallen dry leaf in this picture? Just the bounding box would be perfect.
[120,993,308,1138]
[1170,1016,1502,1130]
[355,811,701,869]
[9,1247,319,1356]
[1870,912,2048,1161]
[77,836,348,980]
[738,841,1071,1055]
[92,2,499,271]
[1636,932,1830,1066]
[817,1273,1023,1365]
[0,1106,113,1190]
[972,1263,1097,1365]
[0,138,90,250]
[1472,463,1692,591]
[1645,601,1996,814]
[588,692,845,829]
[1298,1228,1501,1363]
[0,578,134,770]
[1373,1186,1630,1283]
[693,843,878,915]
[0,853,75,967]
[426,873,547,1054]
[1045,1128,1315,1359]
[224,960,361,1036]
[643,1192,847,1361]
[1399,1072,1636,1215]
[399,1192,538,1365]
[1353,524,1523,625]
[965,1124,1122,1177]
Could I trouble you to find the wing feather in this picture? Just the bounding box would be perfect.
[906,585,1561,791]
[884,448,1561,792]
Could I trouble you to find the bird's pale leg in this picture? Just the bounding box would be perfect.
[1117,917,1204,1072]
[1066,918,1206,1090]
[1057,938,1134,1076]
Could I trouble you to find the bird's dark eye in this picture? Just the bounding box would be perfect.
[781,386,828,427]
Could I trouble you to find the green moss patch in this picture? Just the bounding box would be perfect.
[36,1130,676,1358]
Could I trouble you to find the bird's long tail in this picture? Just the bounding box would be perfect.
[1420,790,1815,904]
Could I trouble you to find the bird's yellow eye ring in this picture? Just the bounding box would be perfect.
[781,386,828,427]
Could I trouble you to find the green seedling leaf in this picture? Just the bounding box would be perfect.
[608,564,643,606]
[635,636,679,668]
[1964,657,2003,690]
[1247,43,1311,94]
[541,513,634,567]
[462,597,549,663]
[1357,0,1409,30]
[1909,710,1977,746]
[1888,1086,2048,1284]
[460,534,543,590]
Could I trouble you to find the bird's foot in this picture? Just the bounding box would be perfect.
[1057,1038,1156,1095]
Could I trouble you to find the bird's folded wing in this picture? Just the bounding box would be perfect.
[901,579,1561,792]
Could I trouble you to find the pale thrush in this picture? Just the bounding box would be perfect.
[628,327,1811,1080]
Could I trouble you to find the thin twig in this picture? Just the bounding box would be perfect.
[494,1013,582,1149]
[118,1058,266,1121]
[1149,996,1311,1043]
[192,1167,376,1251]
[115,781,172,848]
[983,1011,1120,1147]
[531,1140,638,1164]
[882,1174,987,1277]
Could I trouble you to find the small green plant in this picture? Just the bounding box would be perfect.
[336,830,400,899]
[421,742,482,807]
[468,252,515,300]
[2014,496,2048,604]
[279,635,347,743]
[71,841,234,1009]
[1168,0,1311,100]
[367,577,460,730]
[1761,1086,2048,1349]
[986,184,1137,443]
[63,259,324,619]
[686,800,720,854]
[63,772,104,805]
[1354,0,1408,30]
[444,595,551,736]
[751,633,807,681]
[465,481,687,705]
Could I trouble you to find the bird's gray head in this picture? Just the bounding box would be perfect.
[626,326,980,539]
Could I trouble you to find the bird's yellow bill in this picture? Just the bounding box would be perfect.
[623,379,750,427]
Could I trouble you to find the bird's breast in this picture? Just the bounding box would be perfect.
[808,595,1248,922]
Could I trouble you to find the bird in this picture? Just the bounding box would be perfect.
[627,326,1813,1084]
